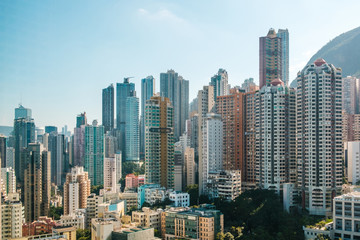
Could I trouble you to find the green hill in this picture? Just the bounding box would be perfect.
[307,26,360,77]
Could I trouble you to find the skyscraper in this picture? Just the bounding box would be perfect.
[144,96,174,189]
[210,68,229,100]
[255,79,296,193]
[0,134,6,168]
[200,113,223,195]
[140,76,155,159]
[197,85,215,194]
[160,70,189,140]
[259,28,282,88]
[297,59,343,215]
[277,29,289,86]
[14,117,35,186]
[85,120,104,185]
[216,88,245,175]
[15,104,32,120]
[23,143,51,223]
[116,77,135,157]
[74,112,87,166]
[45,126,58,134]
[102,84,114,132]
[48,132,66,186]
[63,166,91,215]
[125,95,139,162]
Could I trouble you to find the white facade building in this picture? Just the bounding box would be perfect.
[169,191,190,207]
[1,167,16,197]
[104,157,118,193]
[1,195,23,239]
[132,207,163,231]
[347,141,360,185]
[59,209,86,230]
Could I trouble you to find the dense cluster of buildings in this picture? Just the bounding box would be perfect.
[0,27,360,240]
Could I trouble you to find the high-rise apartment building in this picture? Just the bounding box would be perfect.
[342,76,360,114]
[216,88,245,176]
[241,78,259,93]
[63,166,91,215]
[277,29,289,86]
[184,147,195,186]
[144,96,174,189]
[85,120,104,185]
[73,112,87,166]
[102,84,114,132]
[23,143,51,223]
[1,167,16,196]
[104,157,120,192]
[14,117,35,186]
[255,79,296,192]
[6,147,15,168]
[140,76,155,159]
[200,113,223,195]
[197,85,215,194]
[259,28,282,88]
[45,126,58,134]
[160,70,189,140]
[1,194,23,239]
[116,77,135,157]
[343,113,360,142]
[210,68,229,100]
[0,135,6,168]
[48,132,66,186]
[297,59,343,216]
[125,95,139,162]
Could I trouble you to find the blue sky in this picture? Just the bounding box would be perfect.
[1,0,360,130]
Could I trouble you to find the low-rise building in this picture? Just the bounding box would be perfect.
[58,209,86,230]
[52,225,77,240]
[91,217,121,240]
[22,216,56,237]
[119,191,138,211]
[112,226,158,240]
[161,204,224,240]
[132,207,163,231]
[86,194,104,228]
[169,191,190,207]
[207,170,241,201]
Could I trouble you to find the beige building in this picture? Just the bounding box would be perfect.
[91,217,121,240]
[2,194,23,239]
[63,166,91,215]
[184,147,195,186]
[86,194,104,228]
[132,207,163,231]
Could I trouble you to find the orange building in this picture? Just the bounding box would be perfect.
[22,216,56,237]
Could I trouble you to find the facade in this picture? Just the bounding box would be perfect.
[14,117,35,186]
[48,132,66,186]
[59,209,86,229]
[210,68,229,100]
[184,147,196,186]
[112,227,157,240]
[116,77,136,158]
[160,69,189,140]
[15,104,32,120]
[277,29,289,86]
[207,170,242,201]
[333,192,360,240]
[216,88,245,175]
[102,84,115,132]
[255,79,296,192]
[63,166,91,215]
[342,76,359,114]
[242,78,259,93]
[162,205,224,240]
[1,198,23,239]
[343,113,360,142]
[140,76,155,159]
[132,207,162,231]
[125,95,140,162]
[125,173,145,189]
[73,112,87,166]
[86,194,104,228]
[6,147,14,168]
[85,120,104,185]
[243,91,257,189]
[1,167,16,196]
[169,191,190,207]
[200,113,223,195]
[259,28,282,88]
[23,216,56,237]
[104,157,120,192]
[137,184,161,209]
[297,59,343,216]
[91,217,122,240]
[144,96,174,189]
[197,85,215,195]
[23,143,51,223]
[0,135,6,168]
[346,141,360,185]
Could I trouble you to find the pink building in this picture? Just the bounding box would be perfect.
[125,174,145,189]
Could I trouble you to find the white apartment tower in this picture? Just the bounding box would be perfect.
[255,79,296,192]
[297,58,343,216]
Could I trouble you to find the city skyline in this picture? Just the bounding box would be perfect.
[1,0,360,130]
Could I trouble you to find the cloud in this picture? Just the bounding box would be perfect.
[137,8,185,24]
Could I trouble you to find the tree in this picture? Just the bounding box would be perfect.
[91,185,103,195]
[314,234,331,240]
[185,184,199,206]
[77,229,91,240]
[49,206,63,220]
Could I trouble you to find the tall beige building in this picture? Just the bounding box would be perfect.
[1,193,23,239]
[63,166,91,215]
[184,147,195,186]
[23,143,51,223]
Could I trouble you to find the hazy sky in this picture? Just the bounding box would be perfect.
[1,0,360,131]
